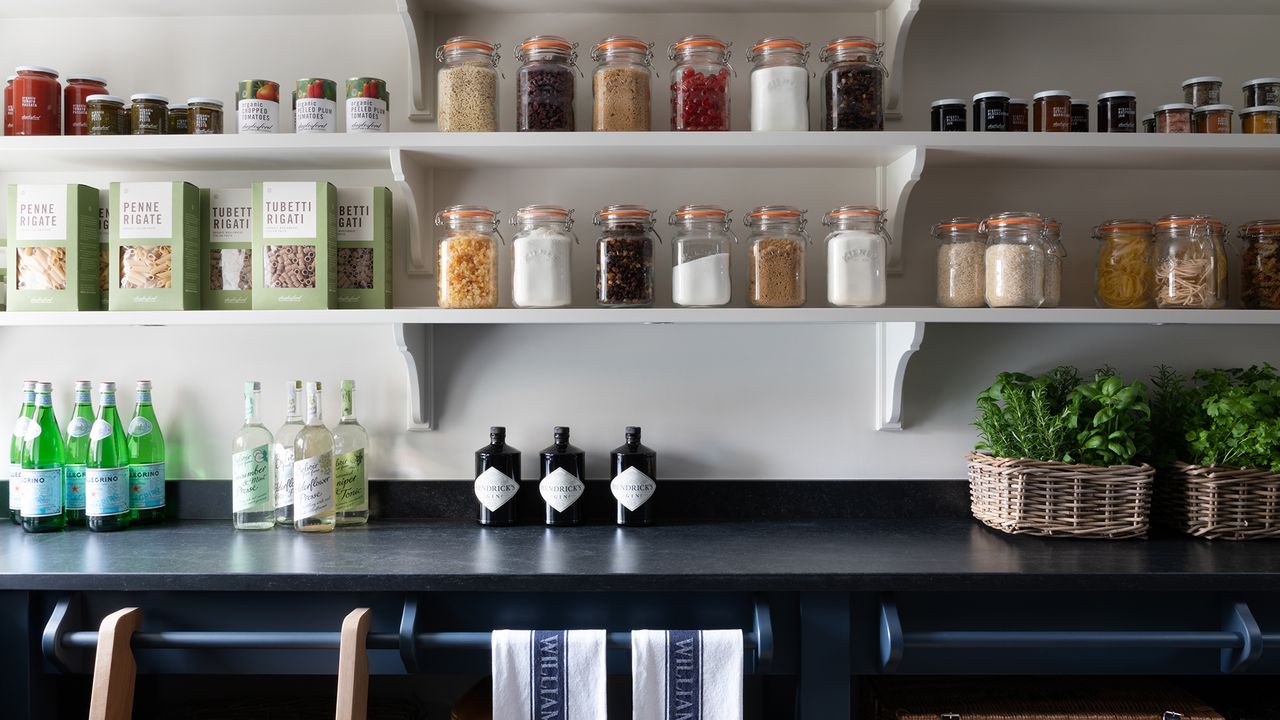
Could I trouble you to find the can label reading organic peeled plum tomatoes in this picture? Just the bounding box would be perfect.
[346,77,388,133]
[294,78,337,134]
[237,79,280,134]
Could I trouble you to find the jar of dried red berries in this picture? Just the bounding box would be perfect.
[819,36,884,131]
[516,35,579,132]
[668,35,732,131]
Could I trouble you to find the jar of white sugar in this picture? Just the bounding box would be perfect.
[510,205,576,308]
[823,205,890,307]
[436,36,500,132]
[980,211,1046,308]
[747,36,810,132]
[669,205,736,307]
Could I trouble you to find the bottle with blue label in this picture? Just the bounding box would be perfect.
[21,382,66,533]
[127,380,166,525]
[9,380,36,525]
[87,381,131,533]
[62,380,94,527]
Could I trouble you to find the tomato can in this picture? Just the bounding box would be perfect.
[345,76,389,133]
[237,79,280,134]
[293,78,337,134]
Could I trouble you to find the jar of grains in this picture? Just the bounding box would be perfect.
[1154,103,1193,133]
[1153,214,1220,309]
[436,36,500,132]
[669,35,732,131]
[436,205,501,308]
[745,205,809,307]
[1041,218,1065,308]
[1183,76,1223,107]
[595,205,659,307]
[591,35,653,132]
[12,66,61,136]
[1242,78,1280,108]
[823,205,890,307]
[747,36,809,132]
[820,36,884,131]
[1093,219,1154,309]
[63,74,107,135]
[510,205,576,308]
[516,35,578,132]
[933,217,984,307]
[670,205,736,307]
[980,211,1045,308]
[1238,220,1280,309]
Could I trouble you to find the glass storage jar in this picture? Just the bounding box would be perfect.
[1193,104,1233,134]
[12,66,61,136]
[516,35,578,132]
[1070,99,1089,131]
[930,98,966,131]
[166,104,188,134]
[1041,217,1065,308]
[1242,78,1280,108]
[1032,90,1071,132]
[1096,90,1137,133]
[3,75,12,135]
[933,217,984,307]
[1208,216,1229,308]
[1093,219,1154,309]
[1240,105,1279,134]
[1154,103,1193,133]
[510,205,576,308]
[971,91,1009,132]
[436,205,501,309]
[1142,114,1155,133]
[188,98,224,134]
[1183,76,1223,107]
[1153,214,1220,309]
[64,75,107,135]
[670,205,736,307]
[820,36,884,131]
[86,94,124,136]
[669,34,732,131]
[1239,219,1280,309]
[747,36,809,132]
[436,36,500,132]
[981,211,1045,308]
[823,205,890,307]
[595,205,659,307]
[1008,98,1029,132]
[591,35,653,131]
[745,205,808,307]
[130,93,168,135]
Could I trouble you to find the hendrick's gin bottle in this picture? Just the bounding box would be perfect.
[609,426,656,527]
[474,426,521,526]
[539,426,586,526]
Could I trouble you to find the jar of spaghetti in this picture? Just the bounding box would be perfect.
[1093,219,1153,309]
[166,104,189,134]
[1193,104,1233,134]
[980,211,1045,308]
[12,66,61,136]
[1240,105,1279,134]
[1096,91,1137,133]
[1242,78,1280,108]
[591,35,653,132]
[595,205,659,307]
[669,35,731,131]
[1032,90,1071,132]
[1239,220,1280,309]
[933,218,984,307]
[1153,214,1220,309]
[86,94,125,135]
[971,91,1009,132]
[1154,103,1193,133]
[1182,76,1222,107]
[1007,98,1028,132]
[820,36,884,131]
[129,93,168,135]
[64,75,107,135]
[435,205,501,309]
[1070,99,1089,131]
[745,206,808,307]
[1041,218,1065,308]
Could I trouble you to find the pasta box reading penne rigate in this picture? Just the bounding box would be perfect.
[201,188,254,310]
[5,184,101,311]
[336,187,392,309]
[109,181,201,311]
[252,181,336,310]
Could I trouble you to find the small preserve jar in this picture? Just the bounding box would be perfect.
[1070,99,1089,131]
[1239,220,1280,309]
[1154,103,1193,133]
[436,36,500,132]
[745,206,808,307]
[930,98,966,131]
[1093,219,1154,309]
[1007,98,1029,132]
[167,104,188,134]
[516,35,578,132]
[670,205,736,307]
[933,217,984,308]
[669,35,732,131]
[436,205,501,309]
[510,205,576,308]
[1041,217,1065,308]
[12,66,61,136]
[130,93,168,135]
[1153,214,1220,309]
[971,91,1009,132]
[823,205,890,307]
[188,98,224,134]
[1240,105,1279,134]
[1183,76,1223,107]
[820,36,884,131]
[595,205,659,307]
[591,35,653,131]
[1193,104,1233,134]
[1033,90,1071,132]
[86,94,125,136]
[1242,78,1280,108]
[64,75,107,135]
[981,211,1045,308]
[1142,114,1155,133]
[1096,90,1136,133]
[748,36,809,132]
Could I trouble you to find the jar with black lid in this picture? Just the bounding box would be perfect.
[1096,90,1136,133]
[1032,90,1070,132]
[595,205,659,307]
[1182,76,1223,107]
[930,98,966,131]
[1007,98,1028,132]
[1070,98,1089,132]
[971,90,1009,132]
[819,36,884,131]
[1242,77,1280,108]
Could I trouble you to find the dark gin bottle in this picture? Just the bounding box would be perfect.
[475,426,520,526]
[610,426,656,527]
[539,426,586,526]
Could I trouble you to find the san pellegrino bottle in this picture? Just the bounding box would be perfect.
[63,380,94,527]
[21,382,66,533]
[273,380,303,526]
[87,382,131,533]
[293,381,336,532]
[232,381,275,530]
[127,380,166,525]
[334,380,369,526]
[9,380,36,524]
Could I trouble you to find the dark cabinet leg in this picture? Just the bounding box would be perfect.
[800,593,851,720]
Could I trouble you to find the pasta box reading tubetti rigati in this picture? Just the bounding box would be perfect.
[336,187,392,309]
[252,181,336,310]
[5,184,100,311]
[201,188,253,310]
[109,181,201,311]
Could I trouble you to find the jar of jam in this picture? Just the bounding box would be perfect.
[1193,104,1233,134]
[1031,90,1069,132]
[1242,78,1280,108]
[12,66,61,136]
[1182,76,1223,107]
[820,36,884,131]
[64,75,107,136]
[595,205,659,307]
[1238,220,1280,309]
[188,98,224,134]
[971,91,1009,132]
[669,35,732,131]
[1096,90,1137,133]
[3,75,13,136]
[930,98,966,131]
[86,94,124,135]
[745,205,809,307]
[669,205,735,307]
[167,104,189,134]
[516,35,578,132]
[1154,103,1193,133]
[1007,98,1029,132]
[130,93,168,135]
[1142,114,1155,133]
[1240,105,1279,134]
[435,205,502,309]
[591,35,653,132]
[1070,99,1089,131]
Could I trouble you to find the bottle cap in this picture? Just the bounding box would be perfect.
[625,426,641,436]
[99,381,116,392]
[342,379,355,391]
[137,380,152,390]
[490,425,506,435]
[554,426,570,435]
[245,381,260,392]
[75,380,92,390]
[22,380,36,390]
[36,381,52,393]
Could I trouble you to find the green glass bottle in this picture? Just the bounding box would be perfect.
[87,382,131,533]
[9,380,36,525]
[127,380,166,525]
[21,382,66,533]
[62,380,94,527]
[334,380,369,526]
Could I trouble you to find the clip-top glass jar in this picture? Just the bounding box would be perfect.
[12,66,61,136]
[591,35,653,132]
[1239,219,1280,309]
[934,217,984,307]
[1207,216,1229,308]
[596,205,659,307]
[64,74,107,135]
[981,211,1045,308]
[747,36,809,132]
[516,35,578,132]
[823,205,890,307]
[745,206,809,307]
[1093,219,1154,309]
[669,35,732,131]
[1153,214,1220,309]
[1041,218,1066,308]
[510,205,576,308]
[435,205,501,308]
[820,36,884,131]
[436,36,500,132]
[670,205,735,307]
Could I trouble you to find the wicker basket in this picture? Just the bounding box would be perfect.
[872,678,1223,720]
[1157,461,1280,540]
[968,452,1154,539]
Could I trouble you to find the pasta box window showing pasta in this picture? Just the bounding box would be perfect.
[251,181,336,310]
[335,187,391,309]
[201,188,253,310]
[5,184,100,311]
[97,188,109,307]
[109,181,200,311]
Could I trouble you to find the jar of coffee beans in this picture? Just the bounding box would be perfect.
[436,205,502,308]
[745,205,809,307]
[819,36,884,131]
[516,35,578,132]
[595,205,659,307]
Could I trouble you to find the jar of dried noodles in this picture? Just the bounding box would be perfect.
[1093,219,1153,308]
[1153,214,1220,309]
[1238,220,1280,310]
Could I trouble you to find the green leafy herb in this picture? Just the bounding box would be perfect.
[1182,365,1280,471]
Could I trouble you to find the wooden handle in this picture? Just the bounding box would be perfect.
[336,608,372,720]
[88,607,142,720]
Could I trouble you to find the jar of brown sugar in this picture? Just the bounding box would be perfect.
[1154,103,1193,133]
[1007,98,1028,132]
[1032,90,1071,132]
[1193,104,1233,134]
[1242,78,1280,108]
[595,204,659,307]
[745,205,809,307]
[1182,76,1223,107]
[1096,90,1137,133]
[1240,105,1279,134]
[436,205,501,308]
[1238,219,1280,309]
[592,35,653,132]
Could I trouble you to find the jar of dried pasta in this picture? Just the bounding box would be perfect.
[436,36,500,132]
[592,35,653,131]
[595,204,659,307]
[436,205,501,308]
[1041,217,1065,308]
[933,217,984,307]
[1207,216,1229,308]
[1153,214,1220,309]
[980,211,1045,308]
[1093,219,1153,308]
[745,205,808,307]
[1239,219,1280,309]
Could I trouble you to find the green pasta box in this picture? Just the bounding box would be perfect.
[109,181,201,311]
[201,188,253,309]
[336,186,392,309]
[252,181,336,310]
[5,184,100,311]
[97,187,110,308]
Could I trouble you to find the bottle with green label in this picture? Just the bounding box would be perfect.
[87,382,130,533]
[62,380,94,527]
[9,380,36,525]
[21,382,66,533]
[127,380,166,525]
[293,381,335,533]
[232,381,274,530]
[333,379,369,526]
[273,380,303,526]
